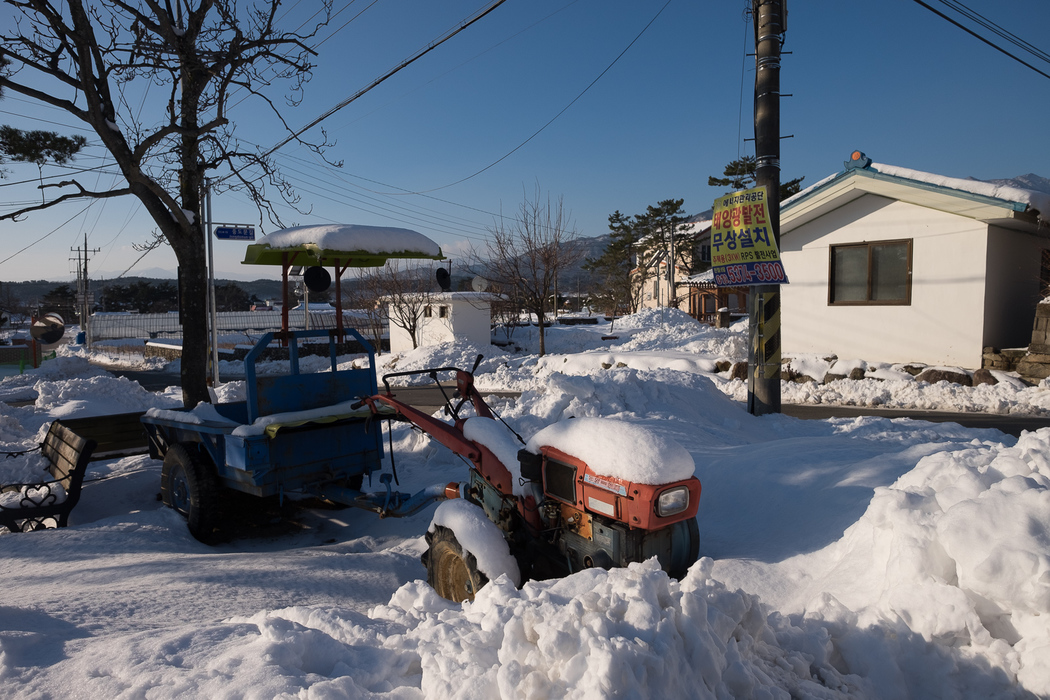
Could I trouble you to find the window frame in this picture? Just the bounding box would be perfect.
[828,239,913,306]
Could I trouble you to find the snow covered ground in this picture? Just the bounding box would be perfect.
[1,310,1048,699]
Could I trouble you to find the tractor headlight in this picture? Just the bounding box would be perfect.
[656,486,690,517]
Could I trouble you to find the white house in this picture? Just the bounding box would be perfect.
[779,152,1050,368]
[388,292,498,354]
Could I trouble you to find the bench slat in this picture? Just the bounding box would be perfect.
[0,420,96,533]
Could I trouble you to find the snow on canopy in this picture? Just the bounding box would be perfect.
[525,417,695,484]
[257,224,442,256]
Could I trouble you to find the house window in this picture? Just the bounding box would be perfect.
[423,305,433,318]
[438,305,449,318]
[829,239,912,305]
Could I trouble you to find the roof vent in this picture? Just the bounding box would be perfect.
[845,150,872,170]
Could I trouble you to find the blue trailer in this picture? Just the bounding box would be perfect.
[140,328,445,541]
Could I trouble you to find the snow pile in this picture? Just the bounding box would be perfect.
[718,376,1050,415]
[258,224,442,256]
[428,499,520,586]
[34,374,179,420]
[2,306,1050,697]
[788,430,1050,695]
[363,559,866,699]
[526,417,695,484]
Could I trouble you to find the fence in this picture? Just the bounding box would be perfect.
[0,343,55,371]
[89,309,379,343]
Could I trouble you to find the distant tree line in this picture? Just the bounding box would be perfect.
[35,281,257,319]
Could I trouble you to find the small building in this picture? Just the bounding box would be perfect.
[388,292,498,354]
[778,152,1050,368]
[632,218,712,315]
[680,269,748,326]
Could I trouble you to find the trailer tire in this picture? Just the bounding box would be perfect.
[424,526,488,603]
[161,443,221,543]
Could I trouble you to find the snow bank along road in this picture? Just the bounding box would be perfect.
[1,309,1047,698]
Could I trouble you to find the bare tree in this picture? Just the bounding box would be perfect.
[359,260,436,351]
[0,0,333,406]
[484,187,581,356]
[344,274,387,356]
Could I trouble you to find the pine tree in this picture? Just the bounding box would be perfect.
[583,210,643,316]
[0,58,86,176]
[709,156,805,199]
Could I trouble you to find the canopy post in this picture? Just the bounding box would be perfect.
[281,254,290,344]
[335,262,350,343]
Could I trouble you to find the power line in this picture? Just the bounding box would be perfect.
[0,201,97,267]
[327,0,582,134]
[396,0,675,194]
[249,0,509,173]
[935,0,1050,65]
[911,0,1050,81]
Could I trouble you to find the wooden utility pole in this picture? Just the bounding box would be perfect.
[748,0,786,415]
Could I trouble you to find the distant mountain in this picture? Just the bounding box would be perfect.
[93,266,178,280]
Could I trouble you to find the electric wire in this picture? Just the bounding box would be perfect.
[910,0,1050,80]
[246,0,509,178]
[327,0,581,133]
[0,200,98,267]
[392,0,674,195]
[933,0,1050,64]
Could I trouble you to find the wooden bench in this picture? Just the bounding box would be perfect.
[56,411,149,461]
[0,421,97,533]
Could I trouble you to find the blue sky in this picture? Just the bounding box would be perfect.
[2,0,1050,283]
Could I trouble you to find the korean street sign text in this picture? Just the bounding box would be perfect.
[710,186,788,287]
[214,226,255,241]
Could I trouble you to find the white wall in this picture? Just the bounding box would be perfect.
[388,294,493,354]
[780,194,990,367]
[387,311,419,355]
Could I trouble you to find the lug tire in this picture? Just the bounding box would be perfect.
[161,443,221,543]
[424,526,488,603]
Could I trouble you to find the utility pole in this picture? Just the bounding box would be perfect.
[71,233,100,348]
[747,0,786,415]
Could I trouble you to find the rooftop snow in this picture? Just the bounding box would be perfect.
[785,162,1050,224]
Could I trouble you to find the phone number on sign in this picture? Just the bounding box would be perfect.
[714,261,787,285]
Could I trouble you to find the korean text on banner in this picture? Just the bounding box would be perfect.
[710,186,788,287]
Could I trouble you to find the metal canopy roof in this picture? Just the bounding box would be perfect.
[241,243,443,268]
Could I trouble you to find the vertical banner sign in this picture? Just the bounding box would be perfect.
[710,186,788,287]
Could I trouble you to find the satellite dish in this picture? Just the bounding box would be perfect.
[31,313,65,344]
[435,267,452,292]
[471,276,490,292]
[303,266,332,293]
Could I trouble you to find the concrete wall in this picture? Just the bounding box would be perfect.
[983,226,1047,350]
[780,194,990,367]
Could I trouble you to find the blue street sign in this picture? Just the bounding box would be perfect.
[215,226,255,240]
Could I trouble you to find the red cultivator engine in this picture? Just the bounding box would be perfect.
[363,357,702,602]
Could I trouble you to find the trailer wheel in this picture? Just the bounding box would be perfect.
[424,526,488,603]
[161,443,221,543]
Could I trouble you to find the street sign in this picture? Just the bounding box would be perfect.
[215,226,255,241]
